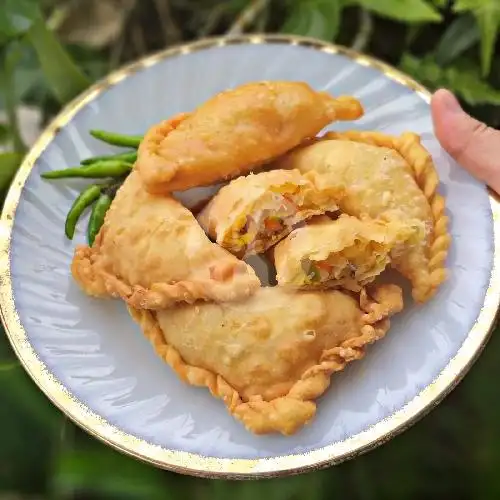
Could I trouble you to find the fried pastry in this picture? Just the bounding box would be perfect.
[71,170,260,309]
[274,132,450,302]
[129,285,403,435]
[274,214,417,291]
[136,81,364,193]
[197,169,340,257]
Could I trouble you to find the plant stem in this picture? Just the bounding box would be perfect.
[1,44,26,154]
[227,0,270,35]
[153,0,181,43]
[200,3,228,37]
[3,86,25,155]
[27,16,90,104]
[132,23,148,56]
[352,8,374,52]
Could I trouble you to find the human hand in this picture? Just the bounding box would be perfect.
[431,88,500,194]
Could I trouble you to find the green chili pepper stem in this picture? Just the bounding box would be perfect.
[64,184,105,240]
[87,193,113,246]
[104,180,124,199]
[89,129,143,148]
[81,151,137,165]
[41,161,132,179]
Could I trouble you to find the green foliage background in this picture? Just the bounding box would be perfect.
[0,0,499,497]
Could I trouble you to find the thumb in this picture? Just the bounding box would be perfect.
[431,88,500,194]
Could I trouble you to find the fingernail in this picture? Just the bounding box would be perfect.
[439,89,462,114]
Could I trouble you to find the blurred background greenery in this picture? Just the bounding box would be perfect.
[1,0,499,498]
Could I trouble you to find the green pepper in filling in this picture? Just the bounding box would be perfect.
[301,260,320,283]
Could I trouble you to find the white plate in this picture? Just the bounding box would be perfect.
[1,35,499,478]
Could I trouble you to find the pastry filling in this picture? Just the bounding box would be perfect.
[235,191,303,252]
[300,240,390,288]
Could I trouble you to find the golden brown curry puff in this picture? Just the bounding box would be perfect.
[129,285,403,435]
[197,169,340,257]
[274,131,450,302]
[136,81,363,193]
[71,171,260,309]
[274,215,417,291]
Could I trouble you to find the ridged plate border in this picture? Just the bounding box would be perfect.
[1,34,499,479]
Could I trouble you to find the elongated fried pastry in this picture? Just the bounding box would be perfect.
[136,81,363,193]
[274,132,450,302]
[274,214,417,291]
[197,169,340,257]
[129,285,403,435]
[71,170,260,309]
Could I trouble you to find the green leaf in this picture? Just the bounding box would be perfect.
[0,152,23,191]
[454,0,500,76]
[0,343,61,433]
[436,13,480,66]
[355,0,442,22]
[431,0,448,6]
[51,447,170,500]
[400,53,500,105]
[0,122,11,144]
[206,475,323,500]
[0,41,27,153]
[0,0,41,40]
[27,17,91,104]
[0,42,46,109]
[0,341,62,494]
[0,360,19,371]
[281,0,344,41]
[1,42,103,110]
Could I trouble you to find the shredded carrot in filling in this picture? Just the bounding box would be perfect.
[264,217,283,233]
[315,261,333,273]
[236,192,300,249]
[301,241,390,286]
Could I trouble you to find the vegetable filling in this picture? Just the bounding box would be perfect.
[237,192,301,251]
[300,241,390,286]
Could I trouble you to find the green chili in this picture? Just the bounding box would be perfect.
[87,194,112,246]
[41,160,132,179]
[81,151,137,165]
[90,129,143,148]
[65,184,104,239]
[87,182,122,245]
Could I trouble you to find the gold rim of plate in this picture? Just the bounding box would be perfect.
[0,34,499,479]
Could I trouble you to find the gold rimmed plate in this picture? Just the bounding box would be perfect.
[1,35,499,478]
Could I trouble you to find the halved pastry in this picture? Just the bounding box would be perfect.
[71,170,260,309]
[136,81,363,193]
[197,169,340,257]
[274,132,450,302]
[129,285,403,435]
[274,215,417,291]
